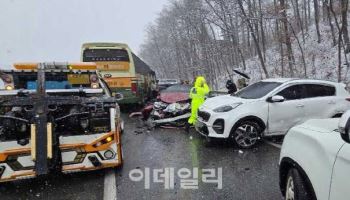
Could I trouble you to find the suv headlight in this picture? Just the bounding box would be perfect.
[213,103,242,113]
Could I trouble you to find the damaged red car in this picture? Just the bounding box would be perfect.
[142,84,192,127]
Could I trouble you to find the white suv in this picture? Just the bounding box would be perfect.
[195,78,350,148]
[279,110,350,200]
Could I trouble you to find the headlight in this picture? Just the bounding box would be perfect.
[213,103,242,113]
[91,83,99,89]
[5,85,13,90]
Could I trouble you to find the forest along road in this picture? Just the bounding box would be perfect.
[0,114,282,200]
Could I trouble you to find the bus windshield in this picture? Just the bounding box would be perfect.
[83,49,130,62]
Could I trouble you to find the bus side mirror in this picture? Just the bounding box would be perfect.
[339,111,350,143]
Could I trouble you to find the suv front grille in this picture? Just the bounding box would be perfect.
[198,110,210,122]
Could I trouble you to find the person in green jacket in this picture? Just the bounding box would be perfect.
[188,76,210,126]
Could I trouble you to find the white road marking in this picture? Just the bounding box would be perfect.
[264,140,282,149]
[104,169,117,200]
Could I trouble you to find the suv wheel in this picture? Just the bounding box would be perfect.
[285,168,313,200]
[231,121,260,149]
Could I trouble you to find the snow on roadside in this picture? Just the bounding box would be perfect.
[217,19,350,90]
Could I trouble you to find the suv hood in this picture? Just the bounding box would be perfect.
[202,95,253,109]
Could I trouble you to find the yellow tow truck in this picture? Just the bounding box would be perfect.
[0,62,123,182]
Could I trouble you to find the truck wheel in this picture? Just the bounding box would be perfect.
[285,168,314,200]
[231,121,260,149]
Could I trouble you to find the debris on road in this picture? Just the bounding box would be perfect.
[134,130,143,135]
[129,112,142,118]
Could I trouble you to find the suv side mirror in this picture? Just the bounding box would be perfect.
[267,95,285,103]
[114,93,124,101]
[339,111,350,143]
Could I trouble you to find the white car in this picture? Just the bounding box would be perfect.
[279,110,350,200]
[196,78,350,148]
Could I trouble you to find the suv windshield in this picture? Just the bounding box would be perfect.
[234,81,282,99]
[83,49,130,62]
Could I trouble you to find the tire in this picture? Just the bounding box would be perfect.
[285,168,314,200]
[231,121,261,149]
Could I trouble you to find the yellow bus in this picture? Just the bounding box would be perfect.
[81,42,155,105]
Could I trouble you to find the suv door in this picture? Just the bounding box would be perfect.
[267,84,306,135]
[329,142,350,200]
[303,84,337,118]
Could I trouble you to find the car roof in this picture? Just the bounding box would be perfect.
[261,78,297,83]
[261,78,341,86]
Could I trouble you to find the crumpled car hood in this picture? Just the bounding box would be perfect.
[160,92,189,104]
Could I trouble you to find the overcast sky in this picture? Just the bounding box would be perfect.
[0,0,168,68]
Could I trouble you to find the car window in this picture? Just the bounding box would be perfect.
[277,85,305,100]
[304,84,335,98]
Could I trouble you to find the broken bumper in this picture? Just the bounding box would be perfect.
[0,131,122,183]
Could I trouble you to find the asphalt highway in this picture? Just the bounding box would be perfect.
[0,114,283,200]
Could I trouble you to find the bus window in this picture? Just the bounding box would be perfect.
[82,49,130,62]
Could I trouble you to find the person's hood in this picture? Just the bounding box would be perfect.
[200,95,254,110]
[194,76,206,88]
